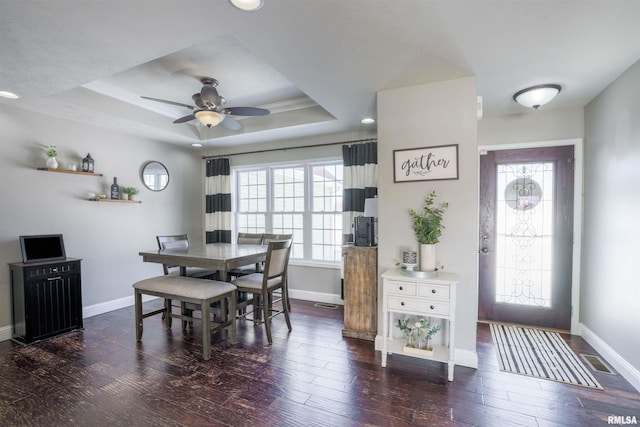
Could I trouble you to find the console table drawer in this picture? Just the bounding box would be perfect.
[388,296,450,316]
[386,280,416,296]
[417,284,450,300]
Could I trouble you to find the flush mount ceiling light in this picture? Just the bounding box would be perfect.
[228,0,264,11]
[0,90,20,99]
[361,117,375,124]
[513,84,561,109]
[195,110,224,127]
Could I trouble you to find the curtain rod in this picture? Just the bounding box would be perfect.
[201,138,376,160]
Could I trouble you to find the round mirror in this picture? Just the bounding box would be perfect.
[141,161,169,191]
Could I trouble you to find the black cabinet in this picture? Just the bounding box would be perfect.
[9,258,83,344]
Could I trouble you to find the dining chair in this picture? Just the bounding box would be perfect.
[156,234,219,280]
[155,234,223,323]
[231,239,293,344]
[227,232,264,279]
[260,233,293,310]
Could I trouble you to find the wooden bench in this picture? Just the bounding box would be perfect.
[133,275,237,360]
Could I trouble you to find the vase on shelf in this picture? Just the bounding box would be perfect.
[423,334,433,352]
[46,157,58,169]
[420,243,436,272]
[404,332,415,348]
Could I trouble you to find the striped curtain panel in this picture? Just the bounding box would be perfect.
[342,141,378,242]
[205,158,232,244]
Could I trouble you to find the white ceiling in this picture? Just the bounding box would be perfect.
[2,1,639,148]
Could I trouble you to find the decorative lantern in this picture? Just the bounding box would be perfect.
[82,153,94,173]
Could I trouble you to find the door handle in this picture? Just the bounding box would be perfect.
[480,247,489,254]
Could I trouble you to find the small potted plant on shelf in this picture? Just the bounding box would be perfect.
[408,190,448,272]
[45,145,58,169]
[121,187,139,201]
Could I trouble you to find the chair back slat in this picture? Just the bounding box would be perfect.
[157,234,189,249]
[264,239,292,280]
[237,232,264,245]
[156,234,190,274]
[262,233,292,245]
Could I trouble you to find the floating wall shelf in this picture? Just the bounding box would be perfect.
[89,199,141,204]
[37,167,103,177]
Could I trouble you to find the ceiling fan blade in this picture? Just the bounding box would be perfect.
[141,96,196,110]
[200,85,221,108]
[173,114,196,124]
[220,116,242,131]
[224,106,270,116]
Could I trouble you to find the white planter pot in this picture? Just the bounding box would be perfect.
[46,157,58,169]
[420,243,437,272]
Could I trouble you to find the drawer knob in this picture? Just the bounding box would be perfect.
[399,286,403,291]
[401,301,405,306]
[431,289,436,294]
[430,305,435,310]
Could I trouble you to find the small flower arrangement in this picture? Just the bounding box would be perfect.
[46,145,57,157]
[396,317,441,350]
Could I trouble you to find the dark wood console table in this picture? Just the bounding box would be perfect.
[9,258,83,344]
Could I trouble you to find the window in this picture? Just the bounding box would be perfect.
[236,170,266,233]
[234,161,343,263]
[311,163,343,262]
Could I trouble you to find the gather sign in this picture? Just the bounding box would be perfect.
[393,144,459,182]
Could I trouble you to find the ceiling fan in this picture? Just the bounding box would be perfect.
[141,77,270,130]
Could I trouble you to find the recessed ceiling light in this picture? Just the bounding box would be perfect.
[0,91,20,99]
[228,0,264,12]
[361,117,375,124]
[191,143,203,148]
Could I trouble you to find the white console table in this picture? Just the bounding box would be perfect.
[381,269,458,381]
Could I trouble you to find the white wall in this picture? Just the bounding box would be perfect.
[0,104,203,332]
[377,77,479,364]
[478,107,584,145]
[582,60,640,377]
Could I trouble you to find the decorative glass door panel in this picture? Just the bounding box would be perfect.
[495,162,554,308]
[479,146,574,330]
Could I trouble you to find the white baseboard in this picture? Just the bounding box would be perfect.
[0,294,160,342]
[0,325,11,342]
[374,335,478,369]
[1,290,340,342]
[455,349,479,369]
[288,289,344,305]
[580,323,640,392]
[83,294,158,319]
[82,290,340,319]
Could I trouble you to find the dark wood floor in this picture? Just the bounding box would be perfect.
[0,299,638,426]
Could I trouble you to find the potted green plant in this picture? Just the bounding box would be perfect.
[121,186,139,201]
[408,190,448,272]
[45,145,58,169]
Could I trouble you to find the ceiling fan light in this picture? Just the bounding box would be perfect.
[513,84,561,109]
[0,90,20,99]
[228,0,264,12]
[195,110,224,127]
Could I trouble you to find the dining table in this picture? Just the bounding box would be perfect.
[139,243,267,282]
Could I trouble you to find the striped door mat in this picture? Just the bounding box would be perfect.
[490,323,603,389]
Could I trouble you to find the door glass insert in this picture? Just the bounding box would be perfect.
[495,162,554,307]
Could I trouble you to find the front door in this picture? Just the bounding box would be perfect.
[478,146,574,330]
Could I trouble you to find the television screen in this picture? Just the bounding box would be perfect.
[19,234,66,263]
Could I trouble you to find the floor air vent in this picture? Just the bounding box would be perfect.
[313,302,339,310]
[581,354,614,374]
